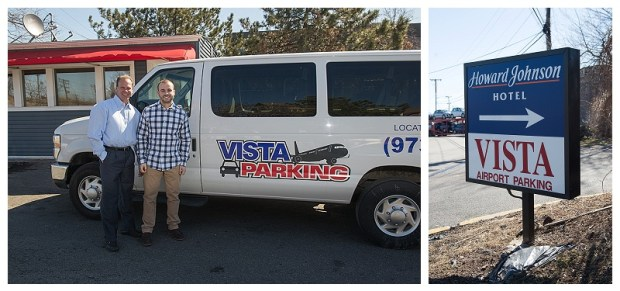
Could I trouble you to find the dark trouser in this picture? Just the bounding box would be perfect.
[99,149,136,243]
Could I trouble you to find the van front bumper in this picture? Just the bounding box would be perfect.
[51,163,69,188]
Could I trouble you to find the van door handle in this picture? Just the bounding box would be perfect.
[192,138,197,152]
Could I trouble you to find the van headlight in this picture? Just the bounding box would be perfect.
[53,134,61,159]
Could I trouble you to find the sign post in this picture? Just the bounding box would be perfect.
[522,192,534,244]
[464,48,580,244]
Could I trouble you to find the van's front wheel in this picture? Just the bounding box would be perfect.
[69,162,102,220]
[356,179,420,249]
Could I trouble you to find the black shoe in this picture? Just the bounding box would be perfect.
[141,232,153,247]
[103,241,119,252]
[168,228,185,241]
[121,228,142,238]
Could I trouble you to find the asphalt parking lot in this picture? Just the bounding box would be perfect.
[7,159,420,284]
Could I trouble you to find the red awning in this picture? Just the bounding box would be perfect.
[8,43,196,66]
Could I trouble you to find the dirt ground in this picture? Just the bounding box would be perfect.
[429,192,612,284]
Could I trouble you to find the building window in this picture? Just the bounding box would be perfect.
[8,74,14,107]
[23,70,47,107]
[327,61,421,116]
[211,63,317,117]
[104,67,130,99]
[55,68,96,106]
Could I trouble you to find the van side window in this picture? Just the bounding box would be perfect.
[211,63,317,117]
[131,68,195,116]
[327,61,420,116]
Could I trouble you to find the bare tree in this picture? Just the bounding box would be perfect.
[8,8,38,43]
[8,8,66,43]
[569,8,612,139]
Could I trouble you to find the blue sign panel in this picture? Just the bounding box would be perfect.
[465,48,580,199]
[467,54,565,136]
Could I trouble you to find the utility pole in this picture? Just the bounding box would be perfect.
[445,96,451,111]
[544,8,551,50]
[430,78,441,111]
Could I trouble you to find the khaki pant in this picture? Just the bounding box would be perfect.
[141,165,181,233]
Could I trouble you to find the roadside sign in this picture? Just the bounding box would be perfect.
[465,48,580,199]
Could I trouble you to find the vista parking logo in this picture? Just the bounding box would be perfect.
[217,140,350,182]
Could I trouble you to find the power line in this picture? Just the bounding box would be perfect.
[531,8,544,26]
[454,9,505,66]
[53,9,97,40]
[518,32,545,54]
[430,31,541,74]
[502,10,534,51]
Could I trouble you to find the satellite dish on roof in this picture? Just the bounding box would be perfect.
[23,14,45,38]
[22,13,60,42]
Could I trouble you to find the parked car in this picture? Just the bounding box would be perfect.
[432,109,449,119]
[453,123,465,133]
[451,107,465,118]
[430,121,449,136]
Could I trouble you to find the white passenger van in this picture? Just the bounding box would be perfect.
[52,50,421,249]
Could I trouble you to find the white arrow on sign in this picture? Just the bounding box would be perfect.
[479,108,544,128]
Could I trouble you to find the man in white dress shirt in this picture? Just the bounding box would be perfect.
[87,75,141,252]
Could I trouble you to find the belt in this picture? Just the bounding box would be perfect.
[104,146,132,151]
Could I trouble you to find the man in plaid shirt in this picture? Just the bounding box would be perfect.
[136,79,191,246]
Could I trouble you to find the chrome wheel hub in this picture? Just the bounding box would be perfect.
[78,175,102,211]
[374,195,420,237]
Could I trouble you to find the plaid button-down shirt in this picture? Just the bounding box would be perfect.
[137,101,191,171]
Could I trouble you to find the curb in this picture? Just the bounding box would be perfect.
[429,192,610,235]
[429,209,520,235]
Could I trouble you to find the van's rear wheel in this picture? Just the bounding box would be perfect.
[356,179,420,249]
[69,162,102,220]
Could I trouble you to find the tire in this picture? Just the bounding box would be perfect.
[356,179,421,249]
[69,162,102,220]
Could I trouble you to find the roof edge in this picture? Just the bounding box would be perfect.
[8,35,203,51]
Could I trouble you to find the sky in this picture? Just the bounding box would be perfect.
[428,8,608,113]
[17,8,266,41]
[11,7,421,42]
[430,8,598,112]
[10,7,600,114]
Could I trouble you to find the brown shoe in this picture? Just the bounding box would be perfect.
[140,232,152,247]
[168,228,185,241]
